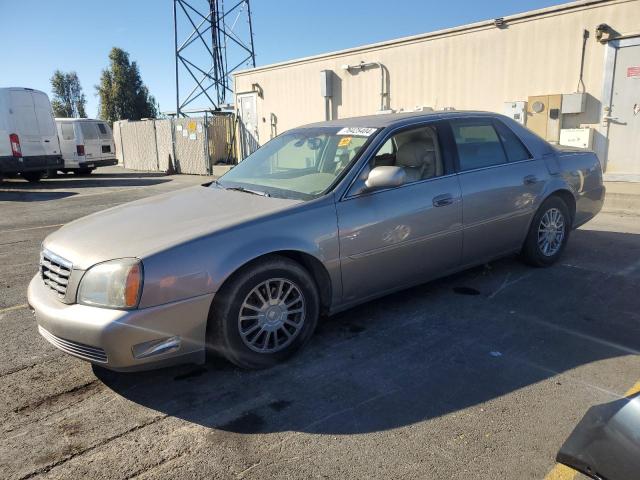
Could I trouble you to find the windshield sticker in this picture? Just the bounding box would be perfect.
[337,127,377,137]
[338,136,352,147]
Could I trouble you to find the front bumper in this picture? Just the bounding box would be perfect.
[28,274,213,371]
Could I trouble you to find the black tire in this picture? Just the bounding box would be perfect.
[23,171,44,183]
[522,196,571,267]
[207,255,320,369]
[76,168,94,175]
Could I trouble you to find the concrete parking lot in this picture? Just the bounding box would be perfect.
[1,166,639,479]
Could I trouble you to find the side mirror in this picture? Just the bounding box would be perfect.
[365,166,406,190]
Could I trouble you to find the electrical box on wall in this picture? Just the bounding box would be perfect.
[561,93,587,114]
[320,70,333,98]
[503,101,527,125]
[527,94,563,143]
[560,128,593,149]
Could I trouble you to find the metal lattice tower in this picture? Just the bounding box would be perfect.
[172,0,256,116]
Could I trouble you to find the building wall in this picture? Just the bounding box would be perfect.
[234,0,639,167]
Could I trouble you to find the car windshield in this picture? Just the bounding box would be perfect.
[216,127,377,200]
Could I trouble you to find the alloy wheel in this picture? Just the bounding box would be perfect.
[237,278,306,353]
[537,208,565,257]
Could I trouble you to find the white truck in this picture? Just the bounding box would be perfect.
[55,118,117,174]
[0,87,63,182]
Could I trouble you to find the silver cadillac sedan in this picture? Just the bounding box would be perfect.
[28,111,605,371]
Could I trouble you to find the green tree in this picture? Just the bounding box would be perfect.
[50,70,87,118]
[96,47,157,123]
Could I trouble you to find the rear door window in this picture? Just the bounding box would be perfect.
[60,123,75,140]
[80,122,98,140]
[450,119,508,171]
[97,123,111,138]
[493,120,531,162]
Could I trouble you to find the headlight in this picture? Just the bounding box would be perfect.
[78,259,143,309]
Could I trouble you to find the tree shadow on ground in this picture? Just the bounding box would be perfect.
[95,229,640,436]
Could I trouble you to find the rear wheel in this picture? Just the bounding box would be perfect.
[522,196,571,267]
[208,256,319,369]
[23,171,44,183]
[76,168,94,175]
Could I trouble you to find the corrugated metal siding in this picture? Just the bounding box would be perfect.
[233,0,639,152]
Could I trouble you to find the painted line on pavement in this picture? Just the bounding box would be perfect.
[0,304,29,315]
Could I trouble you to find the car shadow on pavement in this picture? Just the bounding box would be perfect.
[95,228,640,436]
[0,191,78,202]
[0,174,171,197]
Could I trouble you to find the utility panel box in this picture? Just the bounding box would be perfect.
[527,94,563,143]
[561,93,587,114]
[503,101,527,125]
[320,70,333,98]
[560,128,593,149]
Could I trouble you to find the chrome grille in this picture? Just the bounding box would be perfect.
[40,249,72,299]
[38,326,108,363]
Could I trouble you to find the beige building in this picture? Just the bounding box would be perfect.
[234,0,640,178]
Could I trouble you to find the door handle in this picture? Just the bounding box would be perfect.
[433,194,454,207]
[523,175,539,185]
[44,139,50,143]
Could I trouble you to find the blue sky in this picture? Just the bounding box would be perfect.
[2,0,564,117]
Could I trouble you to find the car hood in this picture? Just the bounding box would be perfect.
[44,185,301,270]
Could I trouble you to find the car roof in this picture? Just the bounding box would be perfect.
[299,110,499,130]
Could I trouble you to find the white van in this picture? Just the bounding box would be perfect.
[55,118,117,174]
[0,87,63,182]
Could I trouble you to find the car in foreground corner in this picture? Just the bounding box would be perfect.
[28,111,605,371]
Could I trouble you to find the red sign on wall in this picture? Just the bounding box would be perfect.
[628,66,640,78]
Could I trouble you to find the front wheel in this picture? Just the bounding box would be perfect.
[208,256,319,369]
[522,196,571,267]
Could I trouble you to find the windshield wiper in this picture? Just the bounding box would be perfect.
[224,186,270,197]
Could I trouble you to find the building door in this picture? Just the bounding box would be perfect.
[237,92,259,159]
[603,39,640,175]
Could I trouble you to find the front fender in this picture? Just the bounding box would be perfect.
[139,200,340,308]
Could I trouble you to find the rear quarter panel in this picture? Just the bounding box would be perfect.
[501,117,604,229]
[555,149,605,228]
